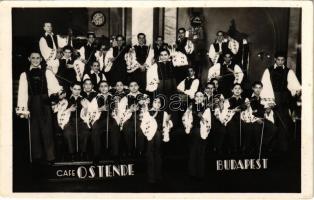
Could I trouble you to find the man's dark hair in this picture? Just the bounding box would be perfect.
[274,51,286,59]
[71,81,82,88]
[156,35,164,41]
[206,81,215,88]
[116,34,125,40]
[232,83,242,89]
[137,33,146,38]
[216,30,224,36]
[87,32,96,38]
[129,81,138,86]
[159,48,170,56]
[83,78,93,85]
[178,28,186,33]
[252,81,263,88]
[63,45,73,52]
[28,50,42,57]
[223,51,233,58]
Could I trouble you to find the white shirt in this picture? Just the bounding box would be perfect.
[83,70,107,84]
[17,66,63,111]
[260,64,301,106]
[177,76,200,99]
[207,62,243,84]
[208,38,239,64]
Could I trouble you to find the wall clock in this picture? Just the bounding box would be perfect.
[91,11,106,27]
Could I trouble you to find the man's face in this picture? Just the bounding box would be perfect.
[88,35,95,44]
[71,85,81,96]
[99,82,109,94]
[91,62,100,72]
[205,84,215,96]
[224,54,232,64]
[195,92,204,104]
[83,80,93,92]
[232,85,242,96]
[156,37,163,46]
[212,80,219,89]
[115,81,124,92]
[129,82,139,93]
[100,45,106,51]
[43,23,53,33]
[253,84,263,96]
[188,68,195,77]
[116,36,124,47]
[63,49,72,59]
[216,31,224,42]
[29,53,42,67]
[159,51,169,62]
[153,98,161,110]
[275,56,285,67]
[178,30,185,40]
[138,35,146,46]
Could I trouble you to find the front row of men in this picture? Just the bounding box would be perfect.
[16,50,300,183]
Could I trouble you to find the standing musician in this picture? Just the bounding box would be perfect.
[94,43,108,72]
[119,81,147,157]
[16,51,63,163]
[126,33,154,91]
[39,22,65,74]
[90,81,113,163]
[207,52,244,98]
[104,35,129,86]
[55,82,84,161]
[241,81,277,156]
[146,49,177,110]
[214,84,246,156]
[182,91,211,179]
[77,32,97,74]
[177,67,200,101]
[110,81,128,159]
[140,97,173,183]
[260,52,301,153]
[203,82,220,152]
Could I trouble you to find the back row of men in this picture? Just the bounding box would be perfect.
[38,22,246,94]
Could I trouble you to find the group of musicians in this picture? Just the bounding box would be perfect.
[15,22,302,183]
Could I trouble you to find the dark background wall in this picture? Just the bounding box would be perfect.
[178,7,293,83]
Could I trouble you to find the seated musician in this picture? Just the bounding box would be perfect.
[83,61,107,88]
[104,35,129,86]
[207,52,243,98]
[56,45,77,94]
[177,67,200,101]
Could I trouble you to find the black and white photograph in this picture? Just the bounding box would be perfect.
[0,1,313,198]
